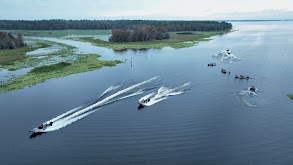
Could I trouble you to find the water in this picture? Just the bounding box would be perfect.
[1,21,293,165]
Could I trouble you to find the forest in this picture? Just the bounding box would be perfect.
[0,32,25,49]
[0,20,232,31]
[110,26,170,42]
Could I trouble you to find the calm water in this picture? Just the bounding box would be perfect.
[1,21,293,165]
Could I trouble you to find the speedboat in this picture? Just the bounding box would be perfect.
[235,75,250,79]
[30,122,53,134]
[208,63,216,67]
[138,98,150,109]
[249,86,256,92]
[247,86,258,96]
[221,69,227,74]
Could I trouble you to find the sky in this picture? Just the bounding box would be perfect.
[0,0,293,20]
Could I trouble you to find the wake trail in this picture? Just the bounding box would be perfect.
[213,51,244,63]
[45,109,99,132]
[50,106,82,122]
[140,82,190,107]
[239,87,258,107]
[39,76,159,132]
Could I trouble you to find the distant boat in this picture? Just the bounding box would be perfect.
[221,69,227,74]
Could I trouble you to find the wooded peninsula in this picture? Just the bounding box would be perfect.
[0,20,232,31]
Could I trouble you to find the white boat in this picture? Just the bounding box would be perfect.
[30,122,53,133]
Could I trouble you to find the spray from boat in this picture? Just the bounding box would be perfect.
[238,86,258,107]
[30,76,159,133]
[138,82,191,108]
[213,50,243,63]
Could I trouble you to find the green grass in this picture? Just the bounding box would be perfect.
[287,94,293,100]
[0,54,122,92]
[79,30,231,50]
[30,62,71,73]
[1,30,112,38]
[0,43,49,66]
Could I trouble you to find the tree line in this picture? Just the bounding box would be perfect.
[0,32,25,50]
[110,26,170,42]
[0,20,232,31]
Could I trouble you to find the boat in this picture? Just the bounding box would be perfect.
[30,122,53,134]
[235,75,250,79]
[208,63,216,67]
[249,86,256,92]
[138,98,150,109]
[221,69,227,74]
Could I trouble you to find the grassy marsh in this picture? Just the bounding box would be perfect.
[0,42,50,66]
[0,37,122,92]
[0,54,122,92]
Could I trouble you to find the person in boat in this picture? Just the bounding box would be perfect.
[240,75,244,78]
[250,86,256,92]
[38,124,44,129]
[246,76,250,79]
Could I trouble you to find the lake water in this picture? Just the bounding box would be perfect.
[0,21,293,165]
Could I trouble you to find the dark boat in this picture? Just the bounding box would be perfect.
[221,69,227,74]
[235,75,250,79]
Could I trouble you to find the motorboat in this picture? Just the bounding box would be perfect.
[138,98,150,109]
[208,63,216,67]
[221,69,227,74]
[249,86,256,92]
[235,75,250,79]
[30,122,53,134]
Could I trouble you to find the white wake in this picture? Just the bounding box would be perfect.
[213,50,243,63]
[139,82,190,107]
[239,87,258,107]
[35,76,159,132]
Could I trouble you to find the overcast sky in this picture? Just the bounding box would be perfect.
[0,0,292,20]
